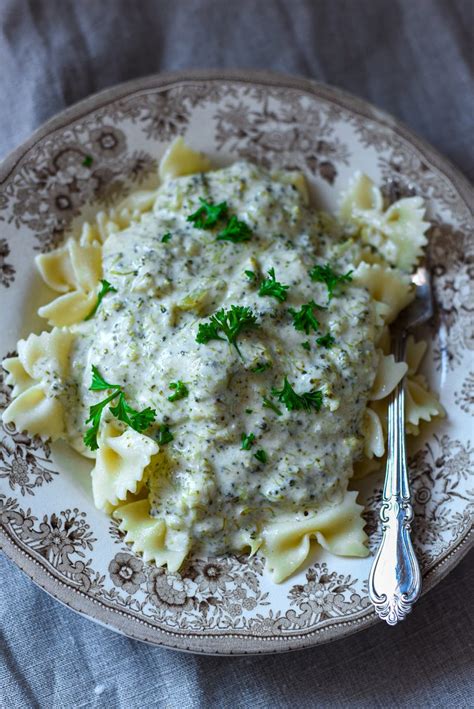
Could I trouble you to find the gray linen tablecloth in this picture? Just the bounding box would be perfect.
[0,1,473,706]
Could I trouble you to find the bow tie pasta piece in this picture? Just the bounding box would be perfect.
[261,491,368,583]
[370,352,408,400]
[91,423,159,510]
[339,172,429,271]
[159,137,211,182]
[403,336,444,424]
[77,188,159,248]
[352,262,415,325]
[36,239,101,293]
[2,383,65,440]
[38,289,98,327]
[405,335,428,375]
[2,328,74,440]
[36,239,103,326]
[363,407,385,459]
[113,498,190,572]
[365,336,444,441]
[406,374,445,428]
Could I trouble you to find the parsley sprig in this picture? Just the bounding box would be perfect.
[109,393,156,432]
[316,333,335,348]
[241,432,256,450]
[187,198,228,229]
[168,380,189,401]
[271,377,323,412]
[254,449,267,464]
[309,263,353,300]
[196,305,259,356]
[161,233,172,243]
[84,279,117,321]
[84,366,156,450]
[217,215,252,243]
[258,268,290,302]
[288,300,324,334]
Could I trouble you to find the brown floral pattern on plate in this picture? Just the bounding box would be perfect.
[0,72,472,653]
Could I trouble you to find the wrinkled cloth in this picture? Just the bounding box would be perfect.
[0,1,473,707]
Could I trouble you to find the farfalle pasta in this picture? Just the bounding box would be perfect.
[1,139,443,582]
[340,171,430,271]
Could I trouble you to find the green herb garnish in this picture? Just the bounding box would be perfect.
[217,215,252,243]
[245,270,256,281]
[84,366,156,450]
[161,233,172,243]
[241,432,256,450]
[187,198,228,229]
[254,449,268,464]
[82,155,93,167]
[167,380,189,401]
[89,365,119,392]
[157,424,174,445]
[271,377,323,412]
[301,341,311,351]
[109,394,156,432]
[258,268,290,302]
[196,305,259,356]
[262,396,282,416]
[251,362,271,374]
[288,300,323,334]
[245,408,253,414]
[309,263,353,300]
[84,279,117,321]
[316,333,335,349]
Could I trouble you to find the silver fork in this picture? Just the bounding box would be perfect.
[368,266,433,625]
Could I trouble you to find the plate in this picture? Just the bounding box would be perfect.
[0,70,472,654]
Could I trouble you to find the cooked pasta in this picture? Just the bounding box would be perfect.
[1,139,443,582]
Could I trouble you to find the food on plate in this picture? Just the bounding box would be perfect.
[2,138,444,582]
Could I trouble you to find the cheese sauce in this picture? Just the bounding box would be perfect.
[64,162,378,555]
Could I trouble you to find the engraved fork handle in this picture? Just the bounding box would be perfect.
[368,332,422,625]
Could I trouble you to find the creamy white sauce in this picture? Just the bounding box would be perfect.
[64,162,378,555]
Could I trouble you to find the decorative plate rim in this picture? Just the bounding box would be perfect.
[0,69,472,655]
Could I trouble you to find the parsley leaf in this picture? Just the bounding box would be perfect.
[82,155,93,167]
[271,377,323,412]
[85,279,118,321]
[301,341,311,351]
[288,300,323,334]
[195,320,224,344]
[196,305,259,356]
[161,233,172,243]
[262,396,282,416]
[216,215,252,243]
[83,365,156,450]
[168,380,189,401]
[83,391,118,451]
[254,449,267,464]
[157,424,174,445]
[258,268,290,302]
[245,270,256,281]
[309,263,353,300]
[110,393,156,433]
[241,432,256,450]
[316,333,335,348]
[187,198,228,229]
[89,365,120,392]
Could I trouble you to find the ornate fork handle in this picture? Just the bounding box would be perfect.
[368,332,421,625]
